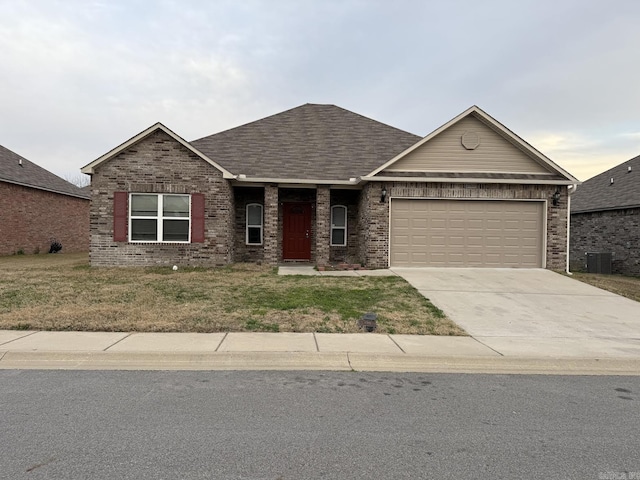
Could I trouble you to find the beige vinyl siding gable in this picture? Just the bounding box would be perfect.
[385,115,553,175]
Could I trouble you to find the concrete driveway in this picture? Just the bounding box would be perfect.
[392,268,640,358]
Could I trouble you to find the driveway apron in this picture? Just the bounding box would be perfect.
[391,268,640,358]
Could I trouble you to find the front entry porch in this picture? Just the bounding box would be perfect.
[232,185,361,266]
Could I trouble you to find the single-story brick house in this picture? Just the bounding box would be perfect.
[570,154,640,276]
[0,144,90,256]
[81,104,579,269]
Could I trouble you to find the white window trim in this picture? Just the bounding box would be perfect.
[246,203,263,245]
[129,193,191,243]
[330,205,347,247]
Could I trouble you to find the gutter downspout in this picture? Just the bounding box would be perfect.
[566,184,578,275]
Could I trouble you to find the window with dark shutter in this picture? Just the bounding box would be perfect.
[191,193,205,243]
[113,192,128,242]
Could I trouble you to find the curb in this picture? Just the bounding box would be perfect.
[2,351,640,375]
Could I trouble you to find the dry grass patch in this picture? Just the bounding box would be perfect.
[571,272,640,303]
[0,253,465,335]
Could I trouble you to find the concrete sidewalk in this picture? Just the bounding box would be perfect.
[1,330,639,375]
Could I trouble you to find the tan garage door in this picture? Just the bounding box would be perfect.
[390,199,544,267]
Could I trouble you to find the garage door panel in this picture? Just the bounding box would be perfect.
[391,199,543,268]
[393,218,410,229]
[412,236,427,247]
[411,218,428,228]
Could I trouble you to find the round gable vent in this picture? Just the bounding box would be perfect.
[461,131,480,150]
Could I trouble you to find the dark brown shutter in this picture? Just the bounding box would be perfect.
[191,193,205,243]
[113,192,128,242]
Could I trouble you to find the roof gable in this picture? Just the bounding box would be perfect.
[0,144,89,199]
[571,154,640,213]
[366,106,579,183]
[190,104,421,181]
[382,114,552,175]
[81,123,233,177]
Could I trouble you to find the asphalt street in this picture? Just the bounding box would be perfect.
[1,370,638,480]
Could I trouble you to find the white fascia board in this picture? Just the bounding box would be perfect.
[471,107,580,183]
[232,177,360,185]
[362,175,580,185]
[81,123,234,178]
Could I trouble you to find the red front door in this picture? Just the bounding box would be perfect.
[283,202,312,260]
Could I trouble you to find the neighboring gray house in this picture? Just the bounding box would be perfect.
[81,104,579,269]
[570,155,640,276]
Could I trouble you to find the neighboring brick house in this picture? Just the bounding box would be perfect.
[570,155,640,276]
[81,104,579,269]
[0,144,90,256]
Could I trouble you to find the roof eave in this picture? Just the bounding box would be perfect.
[362,175,579,185]
[572,204,640,214]
[232,176,360,186]
[81,123,234,178]
[0,177,90,200]
[471,107,580,183]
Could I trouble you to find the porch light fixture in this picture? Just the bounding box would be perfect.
[380,186,387,203]
[552,188,561,206]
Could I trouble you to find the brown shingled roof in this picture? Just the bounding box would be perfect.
[571,154,640,213]
[0,144,89,199]
[190,104,421,180]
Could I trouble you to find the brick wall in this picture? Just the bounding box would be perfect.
[88,130,233,266]
[570,208,640,276]
[0,181,89,256]
[359,182,568,269]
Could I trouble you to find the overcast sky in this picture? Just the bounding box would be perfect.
[1,0,639,183]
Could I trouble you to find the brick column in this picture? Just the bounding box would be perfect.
[264,185,279,265]
[315,186,330,266]
[546,185,568,270]
[361,183,389,268]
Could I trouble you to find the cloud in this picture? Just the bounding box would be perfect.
[527,131,640,181]
[0,0,266,176]
[618,132,640,140]
[1,0,640,183]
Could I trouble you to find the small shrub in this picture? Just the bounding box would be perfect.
[16,248,25,255]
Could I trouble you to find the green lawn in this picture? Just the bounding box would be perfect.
[571,272,640,303]
[0,253,465,335]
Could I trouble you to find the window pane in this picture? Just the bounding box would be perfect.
[131,219,157,241]
[247,226,262,244]
[247,205,262,226]
[163,220,189,241]
[332,206,346,227]
[163,195,190,217]
[331,228,345,246]
[131,195,158,216]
